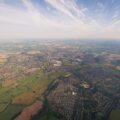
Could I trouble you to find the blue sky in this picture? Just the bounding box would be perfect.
[0,0,120,40]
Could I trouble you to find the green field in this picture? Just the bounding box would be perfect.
[109,110,120,120]
[0,104,24,120]
[0,70,60,120]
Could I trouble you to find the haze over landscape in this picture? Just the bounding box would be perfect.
[0,0,120,40]
[0,1,120,120]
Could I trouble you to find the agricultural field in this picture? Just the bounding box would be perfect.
[16,100,43,120]
[0,40,120,120]
[0,70,59,120]
[109,110,120,120]
[0,53,8,65]
[0,104,24,120]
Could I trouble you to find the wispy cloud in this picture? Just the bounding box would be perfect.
[112,20,120,26]
[45,0,88,22]
[0,0,119,40]
[22,0,52,25]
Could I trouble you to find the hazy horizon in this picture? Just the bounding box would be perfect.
[0,0,120,40]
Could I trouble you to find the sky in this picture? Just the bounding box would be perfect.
[0,0,120,40]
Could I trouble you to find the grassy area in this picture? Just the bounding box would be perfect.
[0,104,24,120]
[0,103,9,113]
[12,71,61,105]
[0,87,12,112]
[109,110,120,120]
[0,70,61,117]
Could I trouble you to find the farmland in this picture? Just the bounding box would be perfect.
[0,40,120,120]
[0,70,59,120]
[0,53,8,65]
[109,110,120,120]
